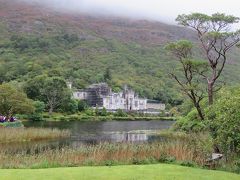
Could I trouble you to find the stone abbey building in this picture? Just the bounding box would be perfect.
[69,83,165,112]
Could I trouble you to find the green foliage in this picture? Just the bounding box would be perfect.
[95,107,108,116]
[33,101,45,113]
[205,87,240,154]
[169,107,181,117]
[176,13,239,27]
[40,77,71,114]
[165,40,193,59]
[60,99,78,114]
[176,12,240,106]
[165,39,208,120]
[84,109,96,116]
[27,101,45,121]
[99,107,108,116]
[174,109,206,132]
[114,109,128,117]
[24,75,47,101]
[77,100,89,112]
[1,12,240,110]
[0,84,34,117]
[10,35,50,52]
[103,68,112,82]
[0,32,185,106]
[0,121,24,128]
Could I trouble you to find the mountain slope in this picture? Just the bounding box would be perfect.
[0,0,240,104]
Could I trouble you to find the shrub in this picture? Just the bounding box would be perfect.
[174,109,206,132]
[78,100,89,112]
[84,109,95,116]
[34,101,45,113]
[27,113,43,121]
[205,87,240,154]
[0,121,24,128]
[114,109,128,117]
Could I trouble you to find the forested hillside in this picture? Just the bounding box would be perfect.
[1,0,240,105]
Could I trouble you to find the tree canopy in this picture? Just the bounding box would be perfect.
[176,13,240,105]
[165,40,208,120]
[0,84,34,118]
[40,77,71,114]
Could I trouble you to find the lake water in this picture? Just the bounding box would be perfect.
[2,120,175,153]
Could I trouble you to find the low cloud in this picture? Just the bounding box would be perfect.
[19,0,240,25]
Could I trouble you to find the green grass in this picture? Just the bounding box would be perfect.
[0,164,239,180]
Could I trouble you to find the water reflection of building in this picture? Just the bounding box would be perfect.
[111,132,148,142]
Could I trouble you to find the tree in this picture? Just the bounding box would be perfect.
[165,40,208,120]
[206,87,240,154]
[41,77,70,114]
[176,13,240,105]
[0,84,34,119]
[24,75,47,101]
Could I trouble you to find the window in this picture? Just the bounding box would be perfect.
[135,101,138,107]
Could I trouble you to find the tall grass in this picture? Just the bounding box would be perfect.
[0,128,70,143]
[0,135,212,169]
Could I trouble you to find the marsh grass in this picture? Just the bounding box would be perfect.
[0,128,70,143]
[0,134,212,169]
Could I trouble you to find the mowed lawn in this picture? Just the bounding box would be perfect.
[0,164,239,180]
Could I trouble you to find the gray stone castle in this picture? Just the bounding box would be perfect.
[68,83,165,113]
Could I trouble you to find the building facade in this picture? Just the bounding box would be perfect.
[70,83,164,112]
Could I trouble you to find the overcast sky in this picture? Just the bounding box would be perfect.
[23,0,240,25]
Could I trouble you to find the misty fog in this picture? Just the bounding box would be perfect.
[18,0,240,25]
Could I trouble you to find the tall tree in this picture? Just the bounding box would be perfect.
[176,13,240,105]
[165,40,208,120]
[0,84,34,119]
[41,77,70,114]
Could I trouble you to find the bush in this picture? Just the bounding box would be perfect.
[98,108,108,116]
[114,109,128,117]
[0,121,24,128]
[34,101,45,113]
[27,101,45,121]
[78,100,89,112]
[205,87,240,154]
[60,99,78,114]
[174,109,206,132]
[84,109,95,116]
[27,113,43,121]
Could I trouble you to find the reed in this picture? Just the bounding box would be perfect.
[0,137,210,169]
[0,128,70,143]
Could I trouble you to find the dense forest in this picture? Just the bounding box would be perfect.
[1,0,240,108]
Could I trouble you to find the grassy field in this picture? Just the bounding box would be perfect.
[0,164,239,180]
